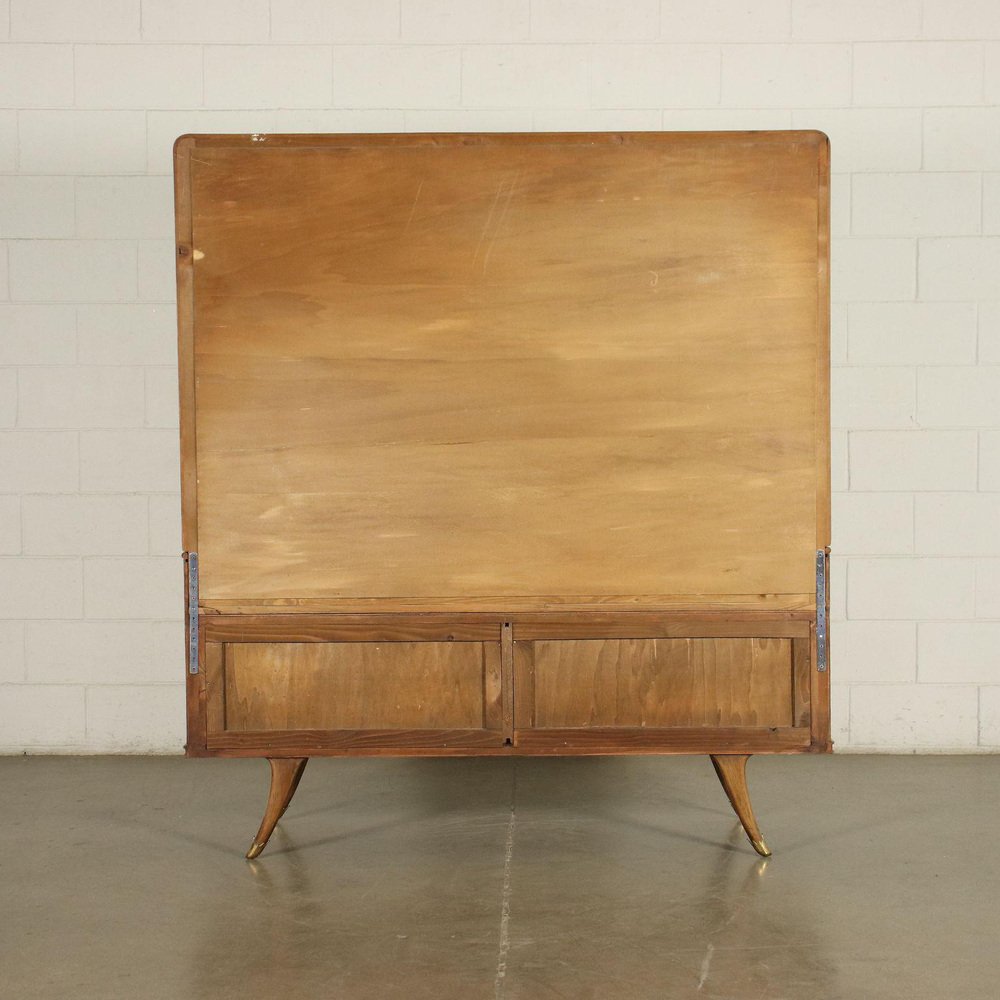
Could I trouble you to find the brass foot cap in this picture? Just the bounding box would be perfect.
[245,841,265,860]
[750,837,772,858]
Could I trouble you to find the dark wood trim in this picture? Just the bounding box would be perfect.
[207,728,506,752]
[203,615,502,643]
[199,595,817,615]
[202,612,811,644]
[511,619,811,640]
[515,726,812,753]
[206,725,811,755]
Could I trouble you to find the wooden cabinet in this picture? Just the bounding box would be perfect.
[174,131,831,858]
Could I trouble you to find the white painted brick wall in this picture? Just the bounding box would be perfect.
[722,45,851,107]
[853,42,984,107]
[847,303,977,365]
[1,1,999,753]
[75,44,204,109]
[0,177,76,238]
[920,238,1000,300]
[0,368,15,427]
[337,44,460,107]
[593,45,719,108]
[140,0,270,44]
[9,240,137,302]
[792,1,921,42]
[919,623,1000,684]
[83,557,183,620]
[0,622,26,683]
[403,0,529,43]
[79,430,180,493]
[17,367,145,428]
[0,45,75,107]
[26,620,181,685]
[851,174,981,237]
[0,496,20,554]
[850,431,978,491]
[270,0,400,43]
[0,113,17,172]
[18,110,149,175]
[9,0,140,42]
[76,304,175,365]
[981,432,1000,492]
[205,45,333,108]
[22,495,149,555]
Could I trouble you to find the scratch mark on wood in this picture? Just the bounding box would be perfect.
[473,179,507,274]
[482,170,521,275]
[403,180,424,234]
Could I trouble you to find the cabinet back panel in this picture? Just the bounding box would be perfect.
[180,132,828,603]
[515,637,795,729]
[217,641,498,732]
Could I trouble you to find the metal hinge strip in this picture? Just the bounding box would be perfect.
[187,552,199,675]
[816,549,828,672]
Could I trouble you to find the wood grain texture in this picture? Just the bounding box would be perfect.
[203,615,501,643]
[199,594,818,614]
[208,726,811,755]
[220,640,496,732]
[792,636,811,729]
[517,637,795,729]
[511,618,810,639]
[207,729,504,752]
[513,726,810,753]
[200,612,809,644]
[175,132,832,770]
[181,131,828,605]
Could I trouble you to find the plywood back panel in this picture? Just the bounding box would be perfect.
[177,132,829,606]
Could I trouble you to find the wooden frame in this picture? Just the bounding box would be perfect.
[175,131,831,857]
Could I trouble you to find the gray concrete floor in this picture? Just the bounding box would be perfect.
[2,755,998,1000]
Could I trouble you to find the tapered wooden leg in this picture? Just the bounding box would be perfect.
[710,754,771,858]
[245,757,309,860]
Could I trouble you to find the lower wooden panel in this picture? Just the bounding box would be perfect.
[207,639,503,742]
[189,613,827,757]
[515,637,798,729]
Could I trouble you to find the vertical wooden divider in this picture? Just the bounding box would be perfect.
[501,623,514,744]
